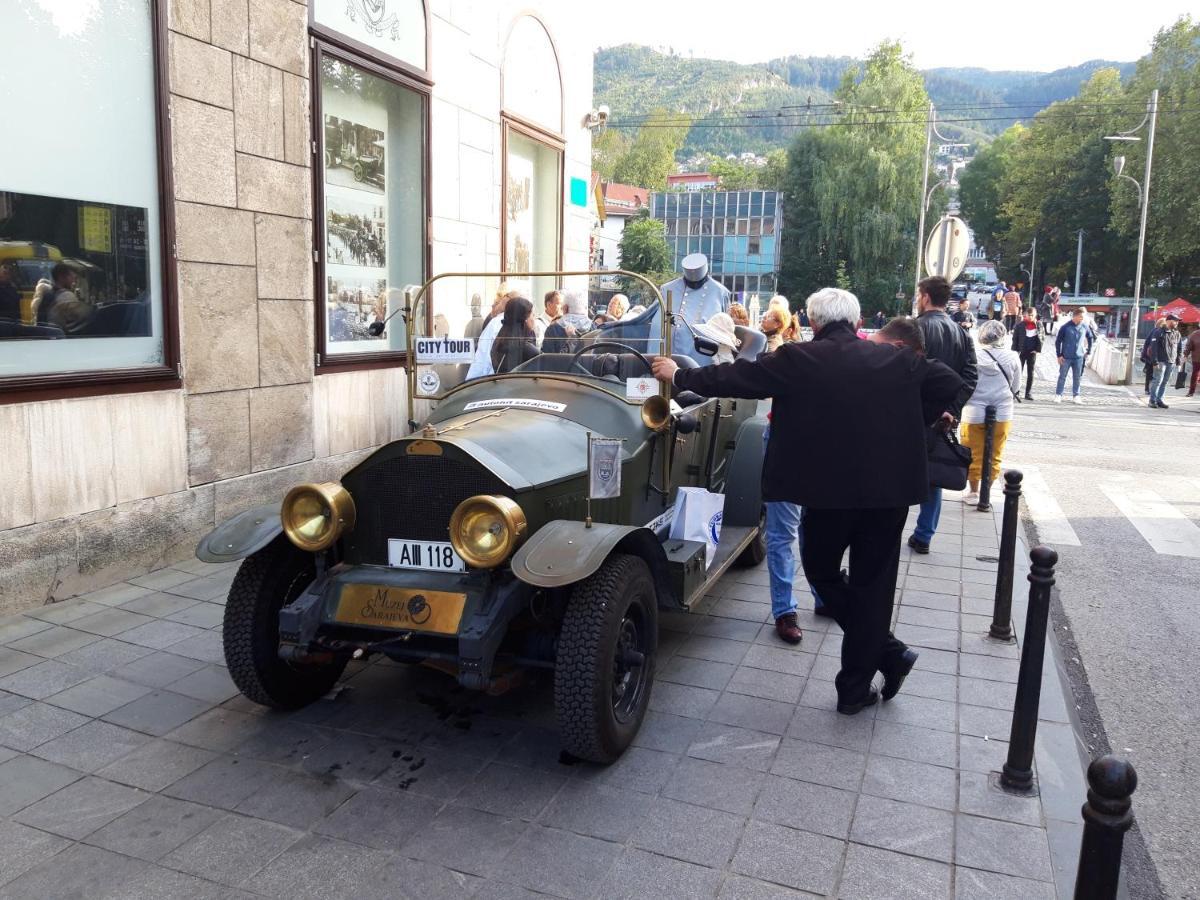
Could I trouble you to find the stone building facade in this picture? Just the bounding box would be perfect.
[0,0,593,613]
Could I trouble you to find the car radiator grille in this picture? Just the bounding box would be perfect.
[346,454,508,564]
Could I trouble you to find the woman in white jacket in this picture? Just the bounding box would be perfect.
[960,319,1021,505]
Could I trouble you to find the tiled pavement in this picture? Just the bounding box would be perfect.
[0,498,1089,899]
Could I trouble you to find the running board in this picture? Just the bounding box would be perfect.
[684,525,758,610]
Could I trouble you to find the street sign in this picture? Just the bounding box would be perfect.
[924,215,969,282]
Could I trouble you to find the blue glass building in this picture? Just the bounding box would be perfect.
[649,190,783,299]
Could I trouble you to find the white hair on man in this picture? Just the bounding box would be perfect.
[561,290,585,315]
[805,287,861,330]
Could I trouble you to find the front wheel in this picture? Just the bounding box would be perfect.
[223,538,348,709]
[554,553,657,763]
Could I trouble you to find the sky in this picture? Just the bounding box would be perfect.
[590,0,1196,71]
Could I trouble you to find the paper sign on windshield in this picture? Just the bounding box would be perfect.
[625,377,658,400]
[415,337,474,364]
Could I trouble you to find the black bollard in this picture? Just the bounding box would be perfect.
[1000,545,1057,793]
[989,470,1023,642]
[977,406,998,511]
[1074,755,1138,900]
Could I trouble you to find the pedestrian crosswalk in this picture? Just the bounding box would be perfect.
[1006,464,1200,559]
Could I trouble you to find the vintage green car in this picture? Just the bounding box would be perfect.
[197,271,768,762]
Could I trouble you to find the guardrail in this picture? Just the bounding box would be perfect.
[1087,334,1131,385]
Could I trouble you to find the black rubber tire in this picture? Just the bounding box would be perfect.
[353,162,365,182]
[734,508,767,567]
[554,553,657,763]
[223,538,347,710]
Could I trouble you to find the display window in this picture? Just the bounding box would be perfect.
[0,0,176,397]
[501,122,563,310]
[312,47,429,368]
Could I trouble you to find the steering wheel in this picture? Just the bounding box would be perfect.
[568,341,655,377]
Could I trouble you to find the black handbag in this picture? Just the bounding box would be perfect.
[927,426,972,491]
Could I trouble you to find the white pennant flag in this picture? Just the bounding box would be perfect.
[588,437,623,499]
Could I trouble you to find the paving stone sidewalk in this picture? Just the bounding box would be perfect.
[0,498,1089,899]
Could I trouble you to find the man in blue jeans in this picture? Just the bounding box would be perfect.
[1147,313,1181,409]
[1054,306,1095,404]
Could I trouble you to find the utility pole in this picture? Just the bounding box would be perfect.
[1074,229,1084,299]
[1126,90,1158,384]
[913,102,934,316]
[1028,236,1037,305]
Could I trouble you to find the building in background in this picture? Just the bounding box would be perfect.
[0,1,593,613]
[593,180,649,274]
[650,189,783,300]
[666,172,718,192]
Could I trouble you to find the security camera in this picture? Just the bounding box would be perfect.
[597,105,610,123]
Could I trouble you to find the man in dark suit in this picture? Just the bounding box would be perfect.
[651,288,962,714]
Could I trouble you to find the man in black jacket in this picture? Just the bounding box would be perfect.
[908,276,978,554]
[651,287,962,714]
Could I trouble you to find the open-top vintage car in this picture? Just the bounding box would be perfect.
[197,271,768,762]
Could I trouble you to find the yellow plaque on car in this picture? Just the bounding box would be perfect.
[334,585,466,634]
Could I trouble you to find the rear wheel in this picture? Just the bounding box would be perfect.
[554,553,657,763]
[223,538,347,709]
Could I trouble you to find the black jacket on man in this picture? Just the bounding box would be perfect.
[672,320,963,511]
[915,308,977,415]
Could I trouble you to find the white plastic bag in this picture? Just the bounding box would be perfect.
[668,487,724,569]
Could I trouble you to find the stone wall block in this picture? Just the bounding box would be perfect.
[255,213,312,299]
[258,300,313,386]
[70,487,217,597]
[236,154,311,218]
[187,391,252,485]
[248,0,307,75]
[28,398,117,523]
[111,392,189,505]
[175,202,256,266]
[172,97,238,207]
[250,383,314,472]
[179,262,260,393]
[168,0,210,41]
[282,72,310,166]
[0,520,79,617]
[0,405,34,530]
[312,369,373,458]
[169,33,233,109]
[233,55,285,160]
[211,0,250,54]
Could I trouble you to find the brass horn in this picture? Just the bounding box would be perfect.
[640,394,672,432]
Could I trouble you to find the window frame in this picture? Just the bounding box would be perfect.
[499,115,565,282]
[0,0,179,404]
[310,38,433,374]
[308,0,432,87]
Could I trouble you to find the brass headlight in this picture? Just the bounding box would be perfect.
[281,482,356,552]
[449,495,527,569]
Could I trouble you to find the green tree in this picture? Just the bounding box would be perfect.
[616,211,673,299]
[591,129,631,182]
[779,41,931,312]
[1110,16,1200,296]
[611,109,691,190]
[958,125,1020,259]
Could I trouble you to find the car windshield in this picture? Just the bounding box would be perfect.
[404,273,668,401]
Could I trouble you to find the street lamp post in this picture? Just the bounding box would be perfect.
[1105,89,1159,385]
[913,104,969,315]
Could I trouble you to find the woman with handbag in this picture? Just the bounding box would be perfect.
[960,320,1021,505]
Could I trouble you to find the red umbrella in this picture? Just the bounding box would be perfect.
[1142,298,1200,324]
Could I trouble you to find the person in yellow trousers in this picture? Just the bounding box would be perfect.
[960,319,1021,505]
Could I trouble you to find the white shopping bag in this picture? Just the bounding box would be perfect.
[668,487,724,569]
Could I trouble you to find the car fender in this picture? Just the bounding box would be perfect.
[722,414,768,527]
[511,520,676,606]
[195,504,284,563]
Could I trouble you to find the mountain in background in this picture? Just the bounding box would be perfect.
[595,45,1136,157]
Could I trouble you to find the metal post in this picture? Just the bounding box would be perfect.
[1028,236,1037,306]
[913,102,934,317]
[1074,229,1084,300]
[1074,755,1138,900]
[1000,545,1058,793]
[977,407,997,511]
[989,470,1023,641]
[1124,89,1158,386]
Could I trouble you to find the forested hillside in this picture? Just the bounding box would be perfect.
[595,45,1135,156]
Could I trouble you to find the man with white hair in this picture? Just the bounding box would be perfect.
[651,288,962,714]
[542,289,591,353]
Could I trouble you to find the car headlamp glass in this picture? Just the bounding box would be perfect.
[281,482,355,552]
[449,495,527,568]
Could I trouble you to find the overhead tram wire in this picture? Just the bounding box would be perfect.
[607,108,1200,130]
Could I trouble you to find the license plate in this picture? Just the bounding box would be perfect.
[387,539,466,572]
[333,584,467,634]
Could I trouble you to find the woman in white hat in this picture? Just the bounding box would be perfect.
[693,311,740,364]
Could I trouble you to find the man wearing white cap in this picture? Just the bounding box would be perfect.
[649,253,731,365]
